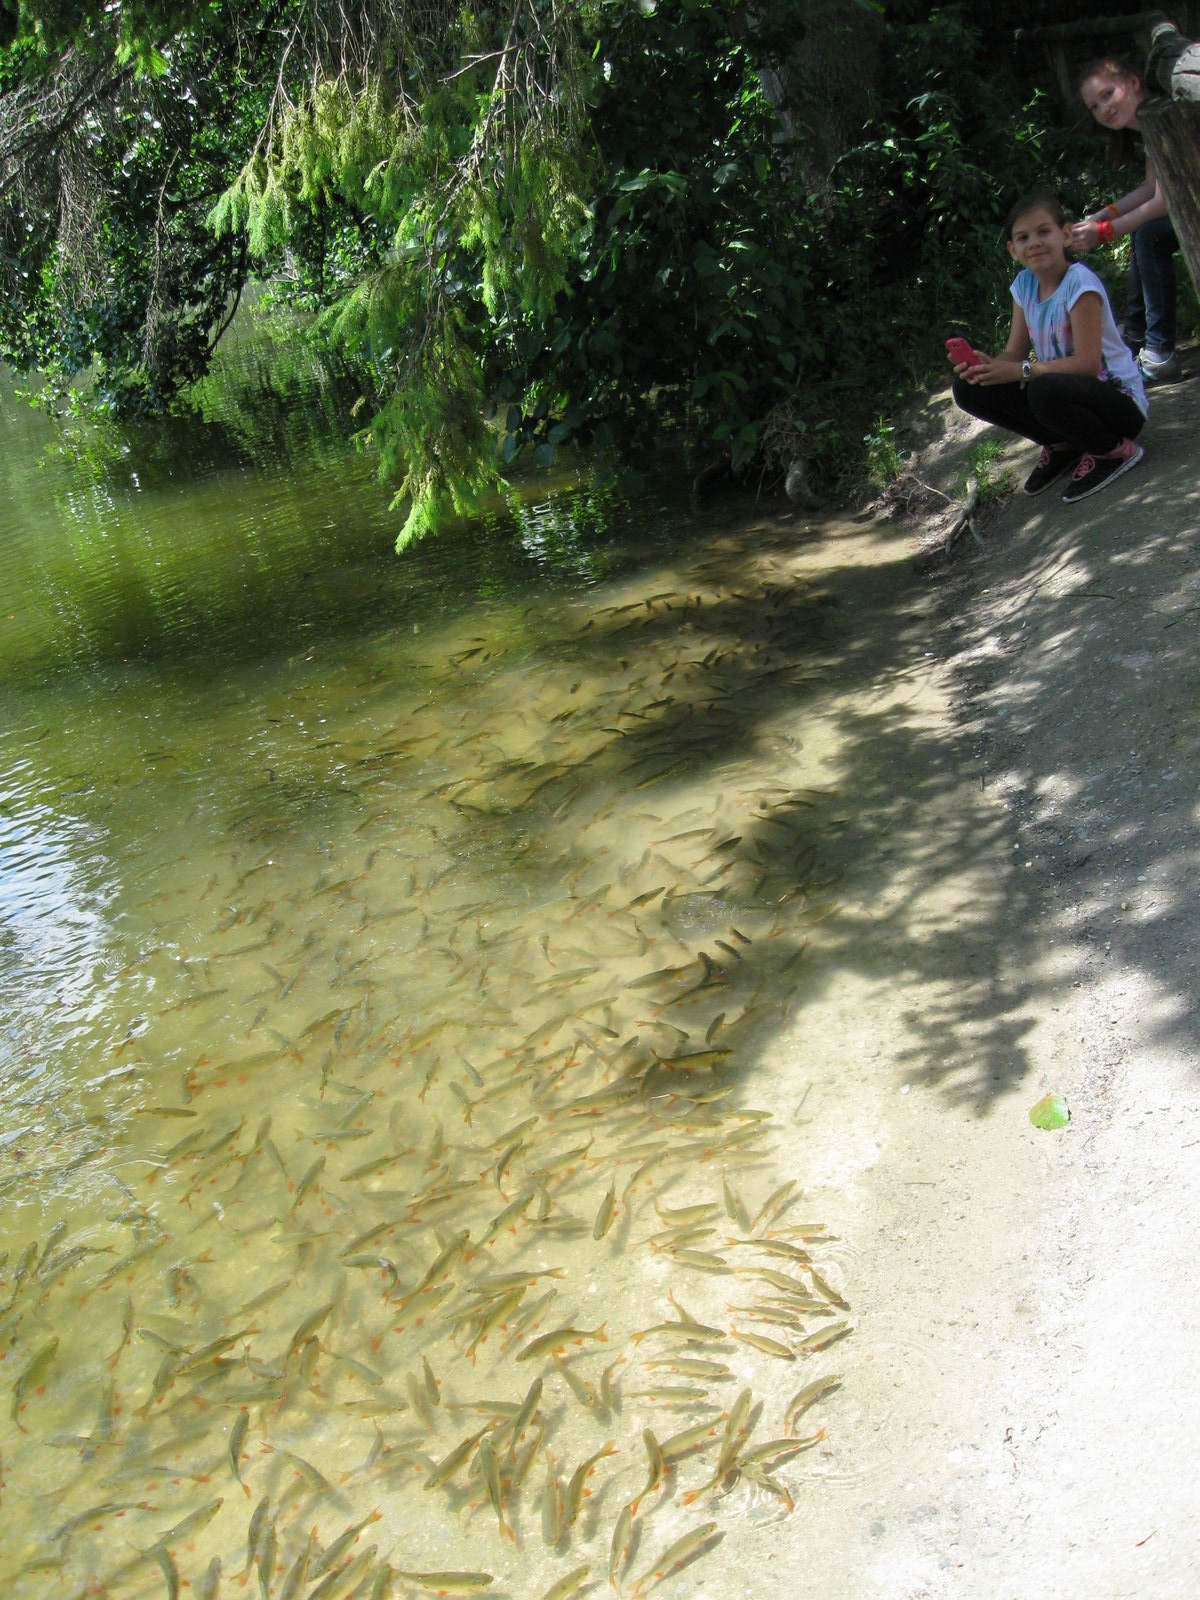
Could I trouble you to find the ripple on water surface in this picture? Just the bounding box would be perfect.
[0,407,853,1598]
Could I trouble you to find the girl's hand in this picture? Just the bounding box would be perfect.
[1068,219,1099,252]
[948,351,987,378]
[955,353,1022,386]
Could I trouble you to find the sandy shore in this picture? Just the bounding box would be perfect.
[695,357,1200,1600]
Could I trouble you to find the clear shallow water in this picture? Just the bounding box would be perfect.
[0,333,850,1598]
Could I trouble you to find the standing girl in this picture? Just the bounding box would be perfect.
[1071,55,1179,383]
[949,190,1147,504]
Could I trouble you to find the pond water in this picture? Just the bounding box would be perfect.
[0,330,852,1599]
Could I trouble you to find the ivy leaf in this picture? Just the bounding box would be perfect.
[1029,1093,1070,1131]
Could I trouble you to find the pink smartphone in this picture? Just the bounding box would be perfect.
[945,336,984,367]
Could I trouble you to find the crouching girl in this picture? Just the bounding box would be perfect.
[949,190,1147,504]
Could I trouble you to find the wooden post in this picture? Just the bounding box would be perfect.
[1139,98,1200,304]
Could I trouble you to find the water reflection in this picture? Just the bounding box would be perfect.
[0,761,115,1015]
[0,337,679,690]
[0,332,850,1598]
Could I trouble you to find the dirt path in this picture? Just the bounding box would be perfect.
[699,361,1200,1599]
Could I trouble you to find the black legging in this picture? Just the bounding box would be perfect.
[951,373,1145,455]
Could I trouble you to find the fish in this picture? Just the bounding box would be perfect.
[38,1243,107,1281]
[344,1254,400,1292]
[798,1320,852,1354]
[736,1304,812,1329]
[176,1328,252,1375]
[748,1267,820,1298]
[541,1457,566,1546]
[11,1336,59,1420]
[741,1431,825,1468]
[722,1179,751,1231]
[407,1372,438,1428]
[423,1428,490,1491]
[493,1139,526,1191]
[592,1180,618,1240]
[654,1202,719,1225]
[477,1435,513,1541]
[642,1357,729,1379]
[483,1196,534,1241]
[784,1375,842,1431]
[272,1446,333,1491]
[238,1278,293,1315]
[422,1355,441,1407]
[599,1356,623,1411]
[8,1239,39,1297]
[307,1545,379,1598]
[404,1229,471,1300]
[228,1408,249,1480]
[313,1511,382,1577]
[514,1428,554,1509]
[752,1180,798,1233]
[155,1498,226,1548]
[658,1418,722,1461]
[242,1493,271,1577]
[535,1564,591,1600]
[464,1287,526,1356]
[277,1535,318,1600]
[684,1388,753,1503]
[667,1248,729,1271]
[808,1266,850,1310]
[737,1459,794,1512]
[631,1428,667,1514]
[609,1501,636,1588]
[516,1321,608,1362]
[630,1522,720,1596]
[651,1049,732,1072]
[507,1374,544,1442]
[630,1316,725,1346]
[286,1302,335,1358]
[393,1573,496,1593]
[731,1328,795,1360]
[555,1358,601,1415]
[51,1501,143,1539]
[153,1545,181,1600]
[729,1237,810,1264]
[564,1440,618,1528]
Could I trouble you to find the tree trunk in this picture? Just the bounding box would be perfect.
[746,5,886,191]
[1139,97,1200,304]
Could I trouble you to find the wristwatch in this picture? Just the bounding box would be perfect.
[1020,360,1032,388]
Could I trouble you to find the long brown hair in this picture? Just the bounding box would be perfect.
[1076,54,1145,169]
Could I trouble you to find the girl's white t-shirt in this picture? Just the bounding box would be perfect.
[1011,261,1148,416]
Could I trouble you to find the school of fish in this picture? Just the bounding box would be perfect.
[0,529,851,1598]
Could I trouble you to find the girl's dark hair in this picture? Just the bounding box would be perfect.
[1076,54,1143,92]
[1004,189,1067,240]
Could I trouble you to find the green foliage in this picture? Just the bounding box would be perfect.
[0,0,1120,548]
[0,1,265,415]
[968,436,1015,509]
[865,415,905,488]
[799,8,1107,477]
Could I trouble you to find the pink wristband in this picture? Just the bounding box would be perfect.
[1096,217,1115,245]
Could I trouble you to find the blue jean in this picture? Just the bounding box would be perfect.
[1125,214,1178,355]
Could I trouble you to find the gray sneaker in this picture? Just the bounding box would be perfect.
[1139,348,1181,383]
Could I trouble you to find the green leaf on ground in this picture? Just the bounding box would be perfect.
[1029,1093,1071,1130]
